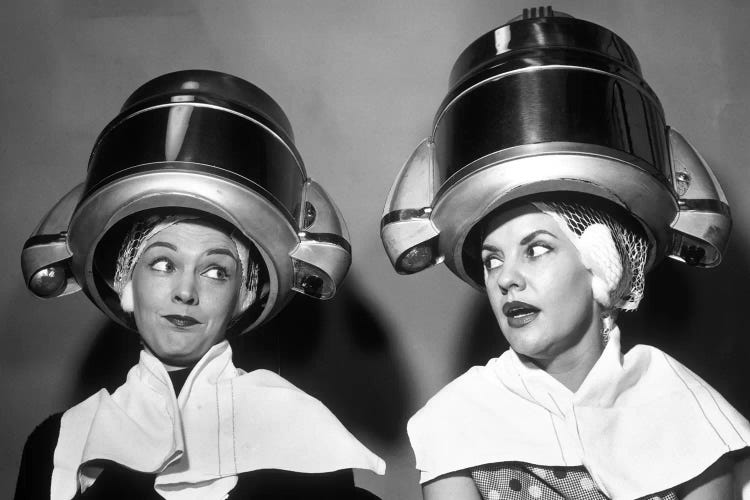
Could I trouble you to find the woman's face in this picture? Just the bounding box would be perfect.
[130,220,241,367]
[481,204,601,364]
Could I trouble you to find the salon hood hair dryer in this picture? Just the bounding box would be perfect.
[380,7,731,289]
[22,70,351,334]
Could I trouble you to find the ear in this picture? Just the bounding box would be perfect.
[120,281,134,312]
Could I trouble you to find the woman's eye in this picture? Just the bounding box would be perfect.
[149,258,174,272]
[202,267,229,281]
[483,256,503,270]
[527,244,551,258]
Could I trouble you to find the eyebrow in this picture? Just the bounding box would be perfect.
[520,229,557,246]
[142,242,238,262]
[481,243,500,253]
[482,229,558,252]
[143,241,177,253]
[206,248,239,262]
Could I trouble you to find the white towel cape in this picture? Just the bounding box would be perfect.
[408,327,750,499]
[51,341,385,500]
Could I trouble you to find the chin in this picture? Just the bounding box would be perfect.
[502,326,556,360]
[151,336,209,366]
[509,341,553,361]
[157,347,205,366]
[138,320,227,367]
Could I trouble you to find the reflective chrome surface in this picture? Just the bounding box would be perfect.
[449,16,642,88]
[380,139,441,272]
[434,14,668,190]
[667,128,731,267]
[433,150,677,288]
[86,103,305,220]
[120,69,295,139]
[380,11,731,288]
[67,170,298,331]
[434,68,669,187]
[21,183,84,298]
[24,70,353,334]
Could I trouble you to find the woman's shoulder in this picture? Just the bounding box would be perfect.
[408,354,511,433]
[406,354,529,482]
[15,411,382,500]
[409,369,481,427]
[625,343,749,414]
[15,412,64,500]
[25,412,64,444]
[237,367,290,382]
[232,368,334,414]
[232,368,359,423]
[230,369,387,476]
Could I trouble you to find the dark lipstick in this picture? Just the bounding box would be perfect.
[502,301,540,328]
[163,315,201,328]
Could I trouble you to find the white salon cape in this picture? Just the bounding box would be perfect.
[51,341,386,500]
[408,327,750,499]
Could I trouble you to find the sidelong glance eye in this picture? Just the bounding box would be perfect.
[202,266,230,281]
[527,244,551,258]
[483,256,503,271]
[150,258,174,272]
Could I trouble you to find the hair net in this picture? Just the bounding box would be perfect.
[114,214,260,315]
[532,201,649,312]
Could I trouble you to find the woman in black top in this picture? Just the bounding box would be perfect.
[17,70,384,500]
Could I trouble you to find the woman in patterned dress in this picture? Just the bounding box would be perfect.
[408,198,750,499]
[379,8,750,500]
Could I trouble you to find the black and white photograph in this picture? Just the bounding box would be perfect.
[2,1,749,499]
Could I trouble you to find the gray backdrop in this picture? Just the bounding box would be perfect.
[2,1,749,498]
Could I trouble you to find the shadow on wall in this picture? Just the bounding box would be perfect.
[233,283,413,444]
[71,279,413,445]
[456,237,750,420]
[454,291,507,375]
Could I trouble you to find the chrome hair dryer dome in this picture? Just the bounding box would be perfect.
[381,8,730,289]
[22,70,351,333]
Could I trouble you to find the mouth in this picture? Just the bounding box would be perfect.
[502,301,540,328]
[162,315,202,328]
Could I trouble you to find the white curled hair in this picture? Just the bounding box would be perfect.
[531,201,649,327]
[113,214,259,315]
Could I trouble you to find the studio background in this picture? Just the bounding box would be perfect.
[1,1,749,498]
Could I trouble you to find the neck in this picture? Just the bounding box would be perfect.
[525,318,606,392]
[161,361,193,372]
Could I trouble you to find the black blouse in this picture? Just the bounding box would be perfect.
[15,413,379,500]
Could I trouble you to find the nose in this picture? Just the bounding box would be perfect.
[494,261,526,295]
[172,272,199,305]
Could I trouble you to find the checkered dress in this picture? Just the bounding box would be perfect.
[471,462,678,500]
